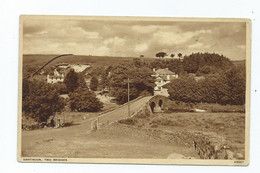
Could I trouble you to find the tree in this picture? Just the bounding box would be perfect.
[77,74,87,88]
[170,54,175,58]
[140,55,144,58]
[69,86,103,112]
[22,80,65,123]
[155,52,167,58]
[217,66,245,105]
[178,53,182,60]
[165,77,201,103]
[90,76,99,91]
[64,69,79,92]
[100,66,112,90]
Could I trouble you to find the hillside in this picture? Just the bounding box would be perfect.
[232,60,246,67]
[22,54,156,69]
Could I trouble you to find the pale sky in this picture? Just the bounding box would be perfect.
[23,19,247,60]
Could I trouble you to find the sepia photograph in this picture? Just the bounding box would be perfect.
[18,15,250,165]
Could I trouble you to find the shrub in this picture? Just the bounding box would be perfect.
[118,118,137,125]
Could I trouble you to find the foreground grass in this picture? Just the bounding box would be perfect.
[125,112,245,157]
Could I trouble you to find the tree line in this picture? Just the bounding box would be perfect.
[98,52,244,105]
[165,65,245,105]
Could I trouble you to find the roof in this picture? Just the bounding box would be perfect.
[154,68,176,75]
[155,75,177,81]
[155,76,166,80]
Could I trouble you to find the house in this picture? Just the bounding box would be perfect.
[47,69,65,84]
[152,68,178,97]
[46,63,92,84]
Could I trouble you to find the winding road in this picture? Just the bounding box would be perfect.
[97,96,152,125]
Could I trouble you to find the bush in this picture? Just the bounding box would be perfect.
[118,118,137,125]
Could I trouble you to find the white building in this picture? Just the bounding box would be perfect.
[47,69,64,84]
[152,68,178,97]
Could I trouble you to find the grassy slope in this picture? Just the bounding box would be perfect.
[23,54,156,69]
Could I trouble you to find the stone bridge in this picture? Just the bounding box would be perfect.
[95,95,169,128]
[148,95,169,113]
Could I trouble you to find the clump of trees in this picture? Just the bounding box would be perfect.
[107,59,155,104]
[22,79,65,123]
[69,80,103,112]
[183,52,233,73]
[64,71,103,112]
[165,65,246,105]
[155,52,167,58]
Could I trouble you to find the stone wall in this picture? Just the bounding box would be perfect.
[107,123,242,159]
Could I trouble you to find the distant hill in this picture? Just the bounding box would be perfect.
[23,54,144,69]
[232,60,246,67]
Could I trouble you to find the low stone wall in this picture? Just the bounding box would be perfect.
[106,123,243,160]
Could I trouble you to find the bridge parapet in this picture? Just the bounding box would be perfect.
[148,95,169,113]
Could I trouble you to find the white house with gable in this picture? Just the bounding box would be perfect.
[152,68,178,97]
[47,69,65,84]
